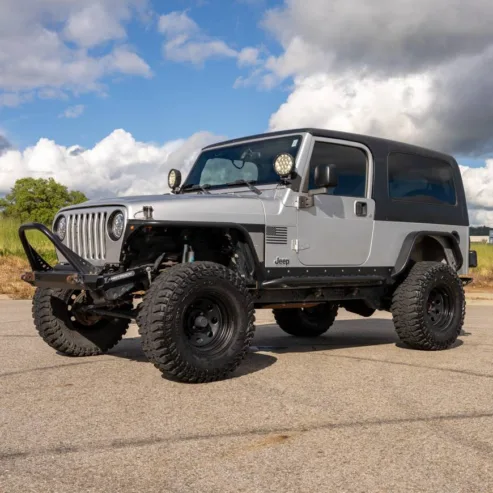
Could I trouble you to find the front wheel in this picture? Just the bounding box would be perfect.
[32,288,130,356]
[273,303,338,337]
[137,262,256,383]
[391,261,465,350]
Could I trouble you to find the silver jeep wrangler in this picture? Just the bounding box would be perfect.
[19,128,478,383]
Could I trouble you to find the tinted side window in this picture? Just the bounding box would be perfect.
[388,153,457,206]
[308,142,367,198]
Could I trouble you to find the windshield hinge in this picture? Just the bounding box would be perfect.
[295,195,313,209]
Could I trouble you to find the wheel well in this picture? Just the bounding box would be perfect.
[122,224,261,284]
[393,232,463,279]
[409,236,446,263]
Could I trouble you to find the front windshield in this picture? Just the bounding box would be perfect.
[182,134,303,190]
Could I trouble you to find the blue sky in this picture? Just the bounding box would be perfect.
[1,0,493,223]
[2,0,287,150]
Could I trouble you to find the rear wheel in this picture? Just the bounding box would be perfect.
[32,288,130,356]
[391,261,465,350]
[137,262,255,383]
[273,303,338,337]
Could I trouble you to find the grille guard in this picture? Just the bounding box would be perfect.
[19,223,100,275]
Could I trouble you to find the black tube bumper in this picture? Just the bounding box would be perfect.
[18,222,144,293]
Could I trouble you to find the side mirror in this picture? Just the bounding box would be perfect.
[314,164,338,189]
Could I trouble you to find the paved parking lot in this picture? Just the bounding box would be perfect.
[1,299,493,492]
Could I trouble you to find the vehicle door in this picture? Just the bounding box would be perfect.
[296,138,375,266]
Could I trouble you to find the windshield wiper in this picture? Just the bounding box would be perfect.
[181,183,212,194]
[224,179,261,195]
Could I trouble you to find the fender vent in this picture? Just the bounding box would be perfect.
[266,226,288,245]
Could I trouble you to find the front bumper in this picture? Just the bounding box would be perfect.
[19,222,145,295]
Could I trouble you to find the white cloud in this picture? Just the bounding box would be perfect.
[269,72,436,147]
[262,0,493,78]
[158,10,199,37]
[0,0,151,106]
[258,0,493,156]
[0,92,33,108]
[59,104,85,119]
[237,47,261,67]
[158,11,260,67]
[460,159,493,225]
[63,3,128,48]
[0,129,224,198]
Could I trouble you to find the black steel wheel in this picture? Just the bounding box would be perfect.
[273,303,338,337]
[391,261,465,350]
[137,262,255,383]
[184,296,235,352]
[32,288,130,356]
[426,284,455,331]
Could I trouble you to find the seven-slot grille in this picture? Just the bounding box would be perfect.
[66,212,108,260]
[266,226,288,245]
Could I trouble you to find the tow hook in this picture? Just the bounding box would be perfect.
[21,272,35,283]
[66,274,84,285]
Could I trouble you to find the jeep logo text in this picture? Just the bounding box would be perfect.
[274,256,290,266]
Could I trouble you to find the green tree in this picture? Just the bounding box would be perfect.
[0,177,88,224]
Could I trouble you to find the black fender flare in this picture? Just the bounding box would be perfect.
[391,231,463,279]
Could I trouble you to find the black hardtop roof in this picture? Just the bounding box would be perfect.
[202,128,456,163]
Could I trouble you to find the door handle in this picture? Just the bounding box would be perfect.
[355,201,367,217]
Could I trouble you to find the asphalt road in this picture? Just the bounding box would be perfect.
[1,299,493,493]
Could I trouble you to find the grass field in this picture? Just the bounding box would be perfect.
[0,216,492,299]
[0,217,57,299]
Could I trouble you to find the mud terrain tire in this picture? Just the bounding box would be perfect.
[391,261,465,350]
[33,288,130,356]
[137,262,255,383]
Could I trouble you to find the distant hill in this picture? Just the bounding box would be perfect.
[471,226,492,235]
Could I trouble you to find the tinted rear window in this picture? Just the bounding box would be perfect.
[388,153,457,206]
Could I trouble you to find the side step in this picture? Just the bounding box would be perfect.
[261,275,386,289]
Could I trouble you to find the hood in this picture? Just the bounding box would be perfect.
[60,191,269,226]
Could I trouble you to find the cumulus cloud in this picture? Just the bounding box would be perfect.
[158,11,260,67]
[159,11,237,65]
[0,0,151,107]
[259,0,493,156]
[0,129,223,198]
[59,104,85,119]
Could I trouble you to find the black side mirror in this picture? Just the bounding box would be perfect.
[314,164,338,189]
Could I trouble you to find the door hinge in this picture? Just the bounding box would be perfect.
[292,239,310,252]
[295,195,313,209]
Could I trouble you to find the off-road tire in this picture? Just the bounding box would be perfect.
[32,288,130,356]
[137,262,256,383]
[273,303,338,337]
[391,261,465,350]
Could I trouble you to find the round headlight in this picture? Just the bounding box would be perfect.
[274,153,295,177]
[168,168,182,190]
[54,215,66,241]
[108,211,125,241]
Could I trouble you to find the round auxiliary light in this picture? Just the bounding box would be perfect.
[274,153,295,177]
[168,168,182,190]
[54,215,67,241]
[108,211,125,241]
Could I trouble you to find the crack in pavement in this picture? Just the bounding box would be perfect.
[0,361,104,378]
[319,353,493,379]
[2,411,493,461]
[0,334,37,338]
